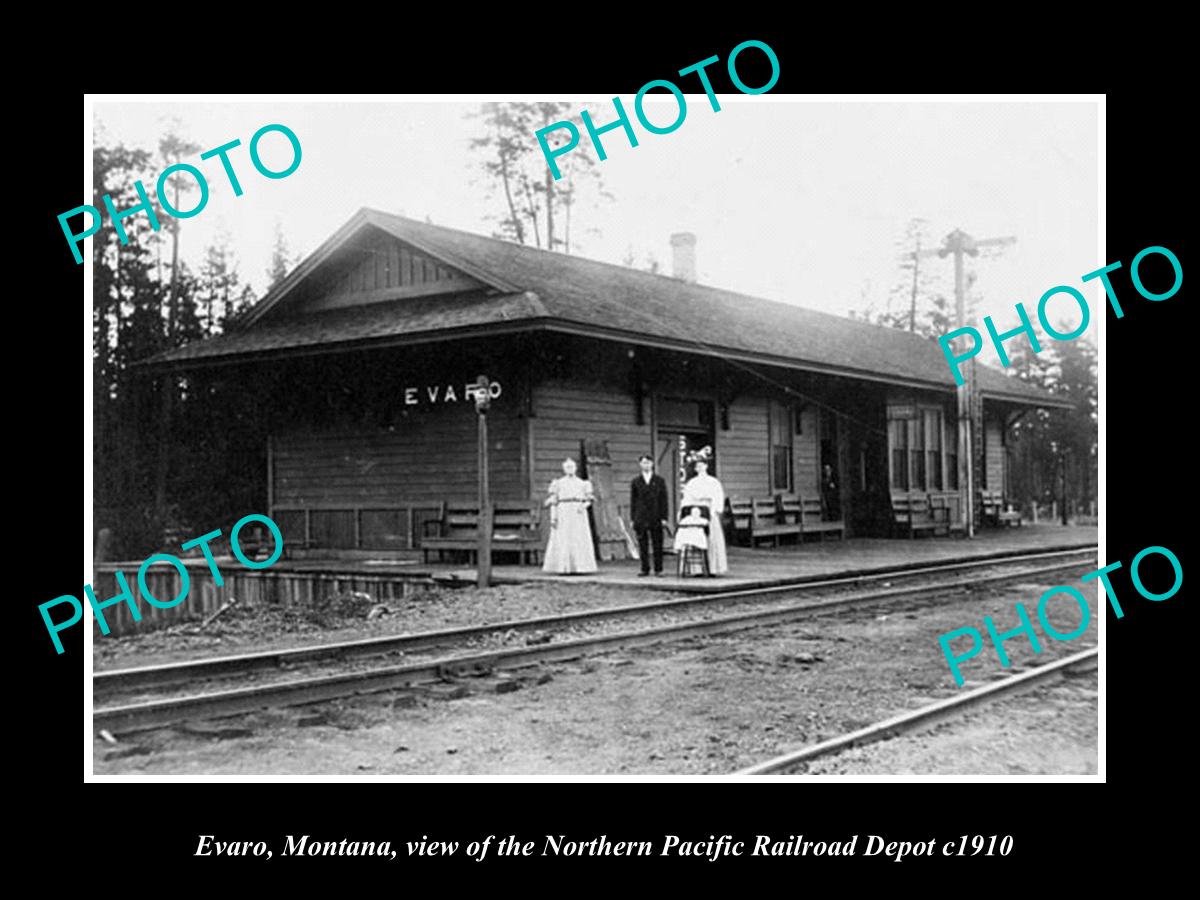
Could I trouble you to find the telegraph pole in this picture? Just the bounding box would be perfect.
[474,375,493,587]
[918,229,1015,537]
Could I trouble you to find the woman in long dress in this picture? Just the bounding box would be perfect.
[681,454,728,575]
[542,457,598,574]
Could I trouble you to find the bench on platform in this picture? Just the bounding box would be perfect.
[777,494,845,540]
[747,497,802,547]
[928,494,963,537]
[891,492,944,538]
[421,501,543,564]
[980,490,1022,528]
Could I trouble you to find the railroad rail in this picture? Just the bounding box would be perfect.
[96,546,1096,695]
[94,547,1097,735]
[733,646,1099,775]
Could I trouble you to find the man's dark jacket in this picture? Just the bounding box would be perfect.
[630,473,669,529]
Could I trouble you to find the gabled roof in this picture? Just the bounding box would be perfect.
[145,208,1068,408]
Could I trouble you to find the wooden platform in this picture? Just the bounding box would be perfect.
[429,524,1099,593]
[92,525,1098,636]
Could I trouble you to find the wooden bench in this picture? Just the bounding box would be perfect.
[928,494,962,537]
[892,492,942,538]
[778,494,845,540]
[979,490,1022,528]
[745,497,802,547]
[421,502,543,564]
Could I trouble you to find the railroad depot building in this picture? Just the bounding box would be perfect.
[147,209,1067,559]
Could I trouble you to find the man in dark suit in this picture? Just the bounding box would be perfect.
[630,454,669,576]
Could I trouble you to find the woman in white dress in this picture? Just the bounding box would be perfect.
[542,458,598,574]
[681,451,728,575]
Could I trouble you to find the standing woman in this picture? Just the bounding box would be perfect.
[681,447,728,575]
[542,457,598,574]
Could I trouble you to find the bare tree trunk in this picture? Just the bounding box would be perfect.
[908,234,921,332]
[496,123,524,244]
[522,179,541,248]
[544,138,555,250]
[564,189,572,254]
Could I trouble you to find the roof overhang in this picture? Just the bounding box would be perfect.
[137,317,1069,410]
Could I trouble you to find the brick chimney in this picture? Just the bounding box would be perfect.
[670,232,697,283]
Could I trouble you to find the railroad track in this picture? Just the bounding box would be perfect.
[96,547,1095,692]
[734,646,1099,775]
[94,547,1097,735]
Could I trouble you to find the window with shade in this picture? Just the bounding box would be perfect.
[770,400,793,493]
[924,409,944,491]
[946,414,959,490]
[889,418,909,490]
[911,413,926,490]
[890,406,949,492]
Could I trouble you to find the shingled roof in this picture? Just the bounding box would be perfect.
[146,208,1065,407]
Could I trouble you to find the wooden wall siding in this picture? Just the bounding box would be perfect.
[295,233,483,314]
[532,381,651,510]
[794,405,819,495]
[273,404,525,511]
[720,396,771,500]
[985,415,1005,493]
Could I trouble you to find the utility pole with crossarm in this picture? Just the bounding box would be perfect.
[916,229,1016,537]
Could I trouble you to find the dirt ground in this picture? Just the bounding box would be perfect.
[95,575,1099,777]
[804,673,1097,775]
[93,581,678,670]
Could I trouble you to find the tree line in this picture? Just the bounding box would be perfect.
[93,134,297,558]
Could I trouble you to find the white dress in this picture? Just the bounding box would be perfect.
[681,473,728,574]
[542,475,598,574]
[673,511,709,552]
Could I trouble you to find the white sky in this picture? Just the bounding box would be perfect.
[92,98,1099,327]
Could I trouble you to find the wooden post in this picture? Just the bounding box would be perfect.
[475,375,493,588]
[918,229,1016,538]
[953,243,974,538]
[1060,451,1069,526]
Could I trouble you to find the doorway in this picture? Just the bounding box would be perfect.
[819,408,840,519]
[653,395,716,526]
[845,420,889,535]
[655,430,714,526]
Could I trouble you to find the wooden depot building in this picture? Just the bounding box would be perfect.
[146,209,1068,560]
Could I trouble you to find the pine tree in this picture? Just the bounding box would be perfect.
[469,102,610,253]
[267,221,294,289]
[197,236,241,335]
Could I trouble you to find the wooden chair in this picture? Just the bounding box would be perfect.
[891,492,940,538]
[675,506,711,577]
[928,494,961,537]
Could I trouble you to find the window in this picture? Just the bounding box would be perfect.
[656,397,706,429]
[911,413,926,490]
[770,400,793,492]
[945,413,959,490]
[889,418,909,490]
[924,409,943,491]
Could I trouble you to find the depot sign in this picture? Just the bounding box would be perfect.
[404,380,502,407]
